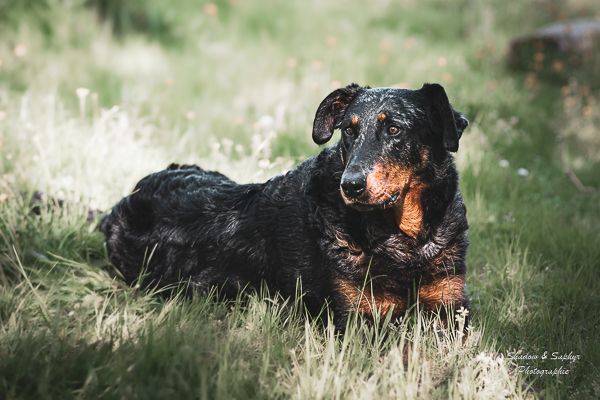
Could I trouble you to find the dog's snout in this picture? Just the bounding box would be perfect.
[341,171,366,198]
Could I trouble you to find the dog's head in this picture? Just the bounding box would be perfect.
[312,83,468,211]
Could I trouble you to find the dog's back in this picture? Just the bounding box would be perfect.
[102,164,252,291]
[101,162,328,300]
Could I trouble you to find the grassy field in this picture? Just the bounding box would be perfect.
[1,0,599,398]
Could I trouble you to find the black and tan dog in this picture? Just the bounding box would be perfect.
[101,83,470,330]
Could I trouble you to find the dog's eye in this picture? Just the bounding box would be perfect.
[344,127,354,136]
[387,126,401,136]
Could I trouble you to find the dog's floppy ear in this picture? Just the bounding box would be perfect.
[420,83,468,152]
[312,83,362,144]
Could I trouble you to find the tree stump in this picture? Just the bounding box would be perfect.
[508,18,600,80]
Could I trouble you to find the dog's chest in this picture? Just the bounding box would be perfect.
[331,228,420,272]
[330,234,466,317]
[329,227,466,305]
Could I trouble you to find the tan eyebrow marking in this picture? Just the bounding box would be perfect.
[351,115,359,125]
[377,112,386,122]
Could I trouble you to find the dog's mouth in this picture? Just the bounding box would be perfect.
[343,191,402,212]
[382,191,401,208]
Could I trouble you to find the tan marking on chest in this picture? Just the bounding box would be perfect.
[393,183,425,238]
[417,275,465,309]
[367,164,427,238]
[365,164,425,237]
[335,277,405,317]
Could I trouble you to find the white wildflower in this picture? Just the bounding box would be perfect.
[256,115,274,130]
[517,168,529,177]
[13,43,28,58]
[76,87,90,99]
[76,87,90,118]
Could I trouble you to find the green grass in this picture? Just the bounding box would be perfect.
[1,0,599,398]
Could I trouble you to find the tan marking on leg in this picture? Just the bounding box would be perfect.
[418,275,465,310]
[334,277,405,317]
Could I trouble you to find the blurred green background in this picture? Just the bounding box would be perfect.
[0,0,599,398]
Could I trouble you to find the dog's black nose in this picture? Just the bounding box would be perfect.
[341,172,366,198]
